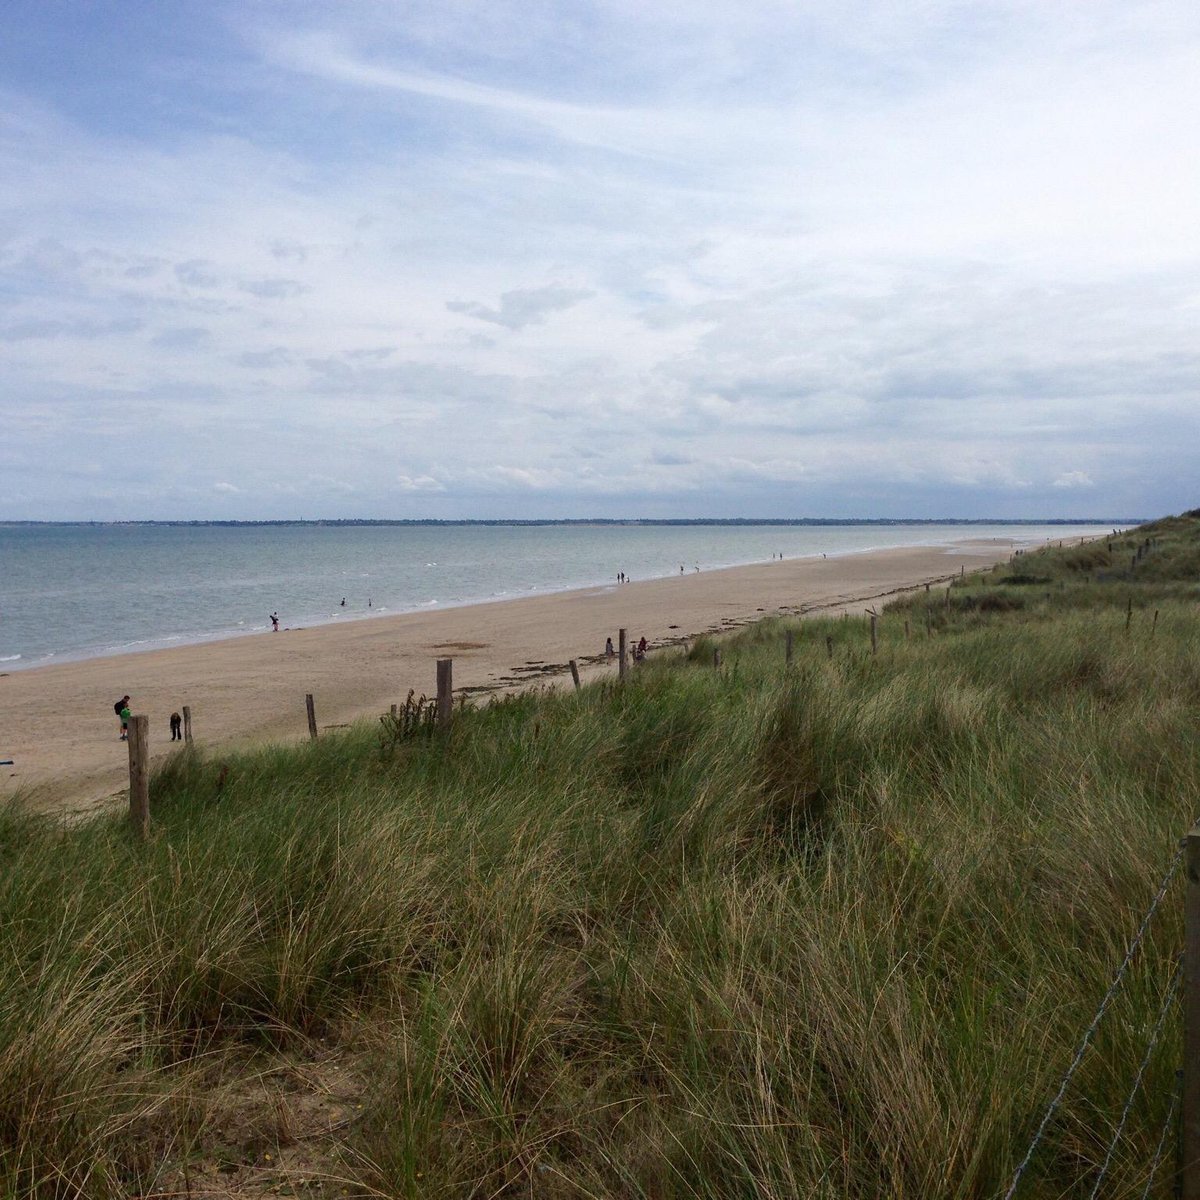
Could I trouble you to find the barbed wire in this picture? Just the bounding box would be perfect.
[1002,848,1183,1200]
[1087,956,1182,1199]
[1139,1071,1182,1200]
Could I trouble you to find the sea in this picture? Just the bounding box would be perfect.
[0,521,1122,671]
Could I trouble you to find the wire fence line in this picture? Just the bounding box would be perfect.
[1002,847,1185,1200]
[1140,1072,1182,1200]
[1087,957,1182,1200]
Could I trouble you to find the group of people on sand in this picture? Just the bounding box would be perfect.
[112,695,185,743]
[604,635,649,663]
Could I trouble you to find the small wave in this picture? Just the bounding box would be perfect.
[423,599,439,606]
[0,654,20,662]
[425,562,437,567]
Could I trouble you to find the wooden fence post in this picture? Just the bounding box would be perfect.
[618,628,627,679]
[569,659,581,690]
[825,635,833,660]
[869,613,878,656]
[904,620,910,640]
[436,658,453,728]
[1184,825,1200,1199]
[1125,597,1133,635]
[785,630,794,667]
[128,714,149,840]
[305,693,317,740]
[713,647,721,669]
[182,704,192,744]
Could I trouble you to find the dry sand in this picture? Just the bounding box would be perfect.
[0,538,1029,815]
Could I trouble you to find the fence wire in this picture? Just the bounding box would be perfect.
[1139,1071,1182,1200]
[1087,957,1181,1199]
[1002,849,1183,1200]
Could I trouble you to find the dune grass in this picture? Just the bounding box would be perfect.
[1,515,1198,1196]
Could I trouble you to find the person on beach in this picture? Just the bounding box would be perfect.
[340,597,346,607]
[113,695,130,739]
[169,712,182,741]
[270,612,279,632]
[634,636,648,663]
[605,636,614,660]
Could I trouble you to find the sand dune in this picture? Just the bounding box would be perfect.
[0,539,1028,814]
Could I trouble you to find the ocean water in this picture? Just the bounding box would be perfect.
[0,522,1119,670]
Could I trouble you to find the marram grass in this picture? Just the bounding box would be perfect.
[0,516,1198,1197]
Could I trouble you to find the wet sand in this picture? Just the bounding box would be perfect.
[0,538,1027,815]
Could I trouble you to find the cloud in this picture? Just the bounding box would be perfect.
[240,277,308,299]
[446,285,594,331]
[212,481,240,493]
[174,260,221,288]
[0,316,144,342]
[396,473,444,492]
[1,2,1197,520]
[152,326,212,350]
[236,346,293,368]
[1053,471,1095,489]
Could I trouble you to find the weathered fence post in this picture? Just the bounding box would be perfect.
[569,659,581,690]
[785,630,794,667]
[869,613,878,656]
[713,647,721,669]
[182,704,192,744]
[128,714,149,840]
[305,693,317,739]
[618,628,627,679]
[1125,597,1133,635]
[825,635,833,660]
[436,658,453,728]
[904,620,910,640]
[390,703,398,718]
[1184,825,1200,1199]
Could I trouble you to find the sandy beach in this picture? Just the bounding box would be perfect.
[0,539,1030,814]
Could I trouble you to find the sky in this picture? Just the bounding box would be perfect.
[1,1,1197,521]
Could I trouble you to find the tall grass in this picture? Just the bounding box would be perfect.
[1,516,1198,1196]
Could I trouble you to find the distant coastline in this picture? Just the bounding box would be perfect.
[0,516,1143,528]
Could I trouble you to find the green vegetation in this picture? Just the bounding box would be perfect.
[2,516,1198,1197]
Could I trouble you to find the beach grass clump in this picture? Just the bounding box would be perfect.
[1,513,1199,1195]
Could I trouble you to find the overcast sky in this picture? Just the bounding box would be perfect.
[1,1,1196,520]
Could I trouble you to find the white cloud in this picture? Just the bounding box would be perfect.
[1053,471,1095,490]
[0,2,1196,519]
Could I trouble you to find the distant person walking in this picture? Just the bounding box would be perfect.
[169,712,182,741]
[270,612,279,632]
[605,636,614,660]
[113,695,130,740]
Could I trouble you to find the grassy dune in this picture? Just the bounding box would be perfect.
[2,516,1198,1197]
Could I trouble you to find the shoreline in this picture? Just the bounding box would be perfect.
[0,537,1047,815]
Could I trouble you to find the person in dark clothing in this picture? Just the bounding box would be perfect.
[169,712,183,741]
[114,695,130,739]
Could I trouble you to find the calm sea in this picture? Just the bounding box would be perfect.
[0,522,1119,670]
